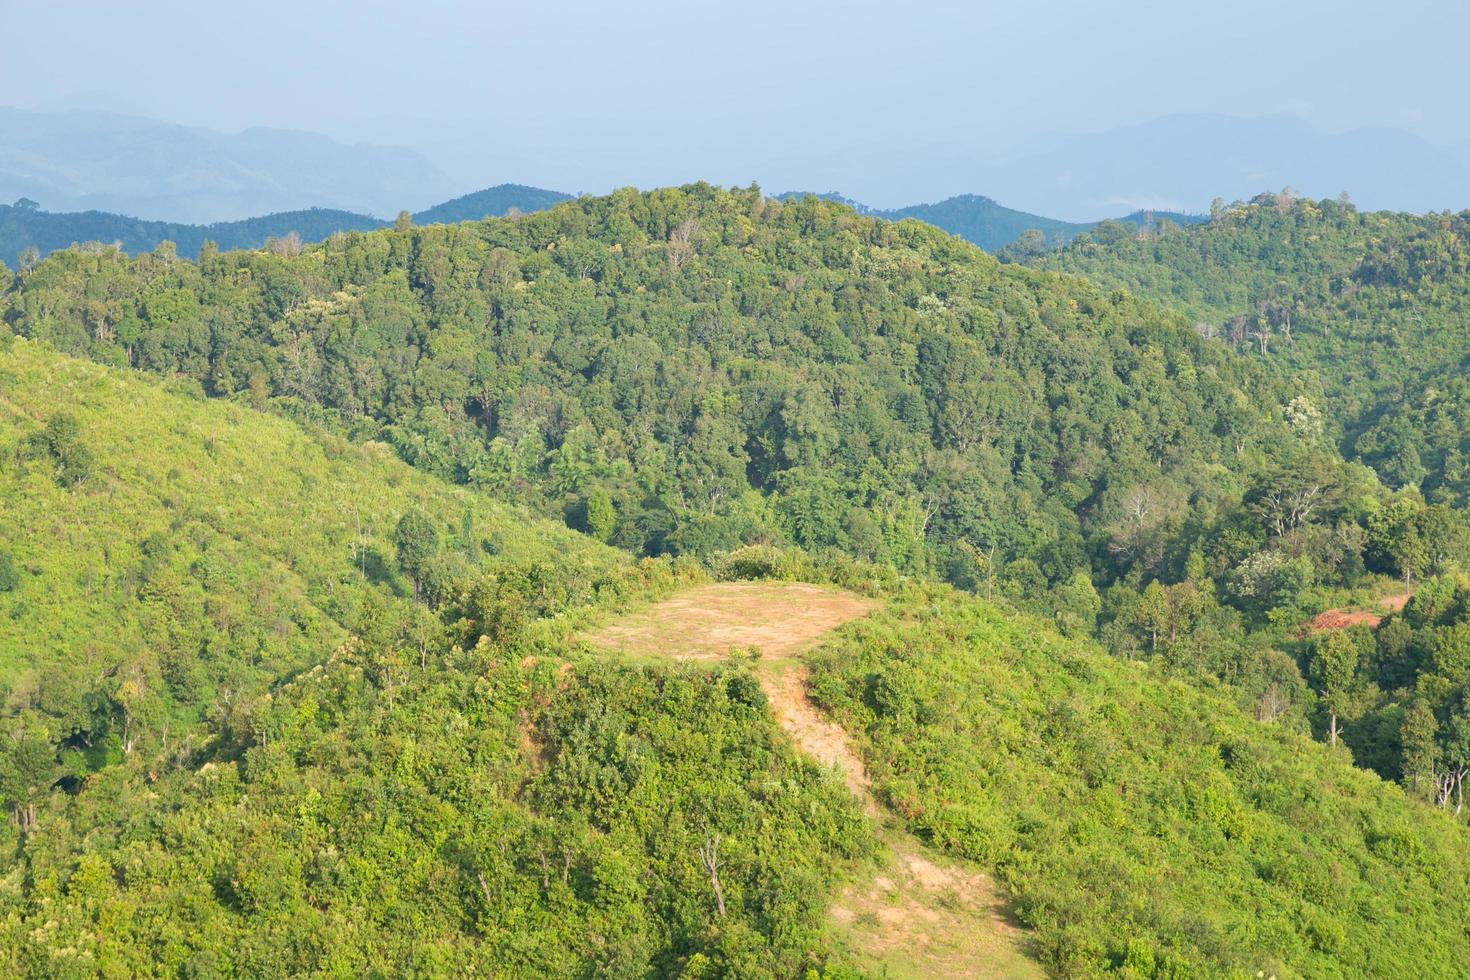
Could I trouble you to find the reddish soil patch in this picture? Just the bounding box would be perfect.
[1310,609,1383,632]
[1307,592,1415,634]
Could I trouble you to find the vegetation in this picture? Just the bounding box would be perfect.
[4,182,1470,977]
[811,586,1470,977]
[0,342,875,975]
[0,184,1302,604]
[1027,193,1470,505]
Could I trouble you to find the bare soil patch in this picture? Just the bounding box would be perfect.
[1310,608,1384,631]
[761,664,872,801]
[831,837,1041,980]
[1307,592,1414,634]
[581,581,877,661]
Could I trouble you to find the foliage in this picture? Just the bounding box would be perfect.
[810,586,1470,977]
[1028,194,1470,505]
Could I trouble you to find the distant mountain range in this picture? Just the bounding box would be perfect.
[970,113,1470,219]
[2,185,1199,264]
[0,185,572,262]
[5,107,1467,232]
[0,107,458,222]
[777,191,1204,252]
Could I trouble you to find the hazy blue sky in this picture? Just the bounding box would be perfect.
[5,0,1467,206]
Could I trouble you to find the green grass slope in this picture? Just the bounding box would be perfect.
[810,584,1470,977]
[0,337,622,744]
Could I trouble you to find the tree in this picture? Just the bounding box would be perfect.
[1012,228,1047,257]
[13,197,39,211]
[1436,713,1470,813]
[394,509,438,601]
[1244,455,1338,539]
[1310,631,1361,747]
[697,828,726,919]
[1366,498,1431,589]
[1400,699,1439,792]
[33,413,95,487]
[0,551,18,592]
[394,210,413,232]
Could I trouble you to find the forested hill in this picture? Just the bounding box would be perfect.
[412,183,574,224]
[0,203,386,262]
[5,342,1469,975]
[2,183,1296,591]
[1026,193,1470,505]
[0,340,878,974]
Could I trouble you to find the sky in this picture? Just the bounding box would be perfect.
[3,0,1468,208]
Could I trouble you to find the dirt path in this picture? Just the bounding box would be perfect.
[582,582,1041,978]
[761,662,1040,978]
[760,664,873,805]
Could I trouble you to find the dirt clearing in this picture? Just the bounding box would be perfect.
[1307,592,1414,634]
[580,581,877,661]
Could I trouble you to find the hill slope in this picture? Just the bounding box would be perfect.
[811,584,1470,976]
[779,190,1203,252]
[0,341,880,976]
[1,203,387,261]
[1029,194,1470,504]
[0,335,622,767]
[1,184,1296,592]
[3,197,1470,977]
[412,183,574,225]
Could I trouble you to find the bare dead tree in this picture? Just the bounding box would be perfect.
[477,870,493,905]
[668,218,699,271]
[266,231,304,257]
[698,828,726,919]
[1255,683,1290,723]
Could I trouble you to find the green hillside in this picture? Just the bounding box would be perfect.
[0,184,1295,594]
[0,341,882,976]
[13,184,1467,754]
[811,585,1470,977]
[0,336,622,779]
[2,189,1470,977]
[1027,194,1470,503]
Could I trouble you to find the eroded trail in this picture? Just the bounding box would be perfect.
[583,582,1041,978]
[759,665,873,805]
